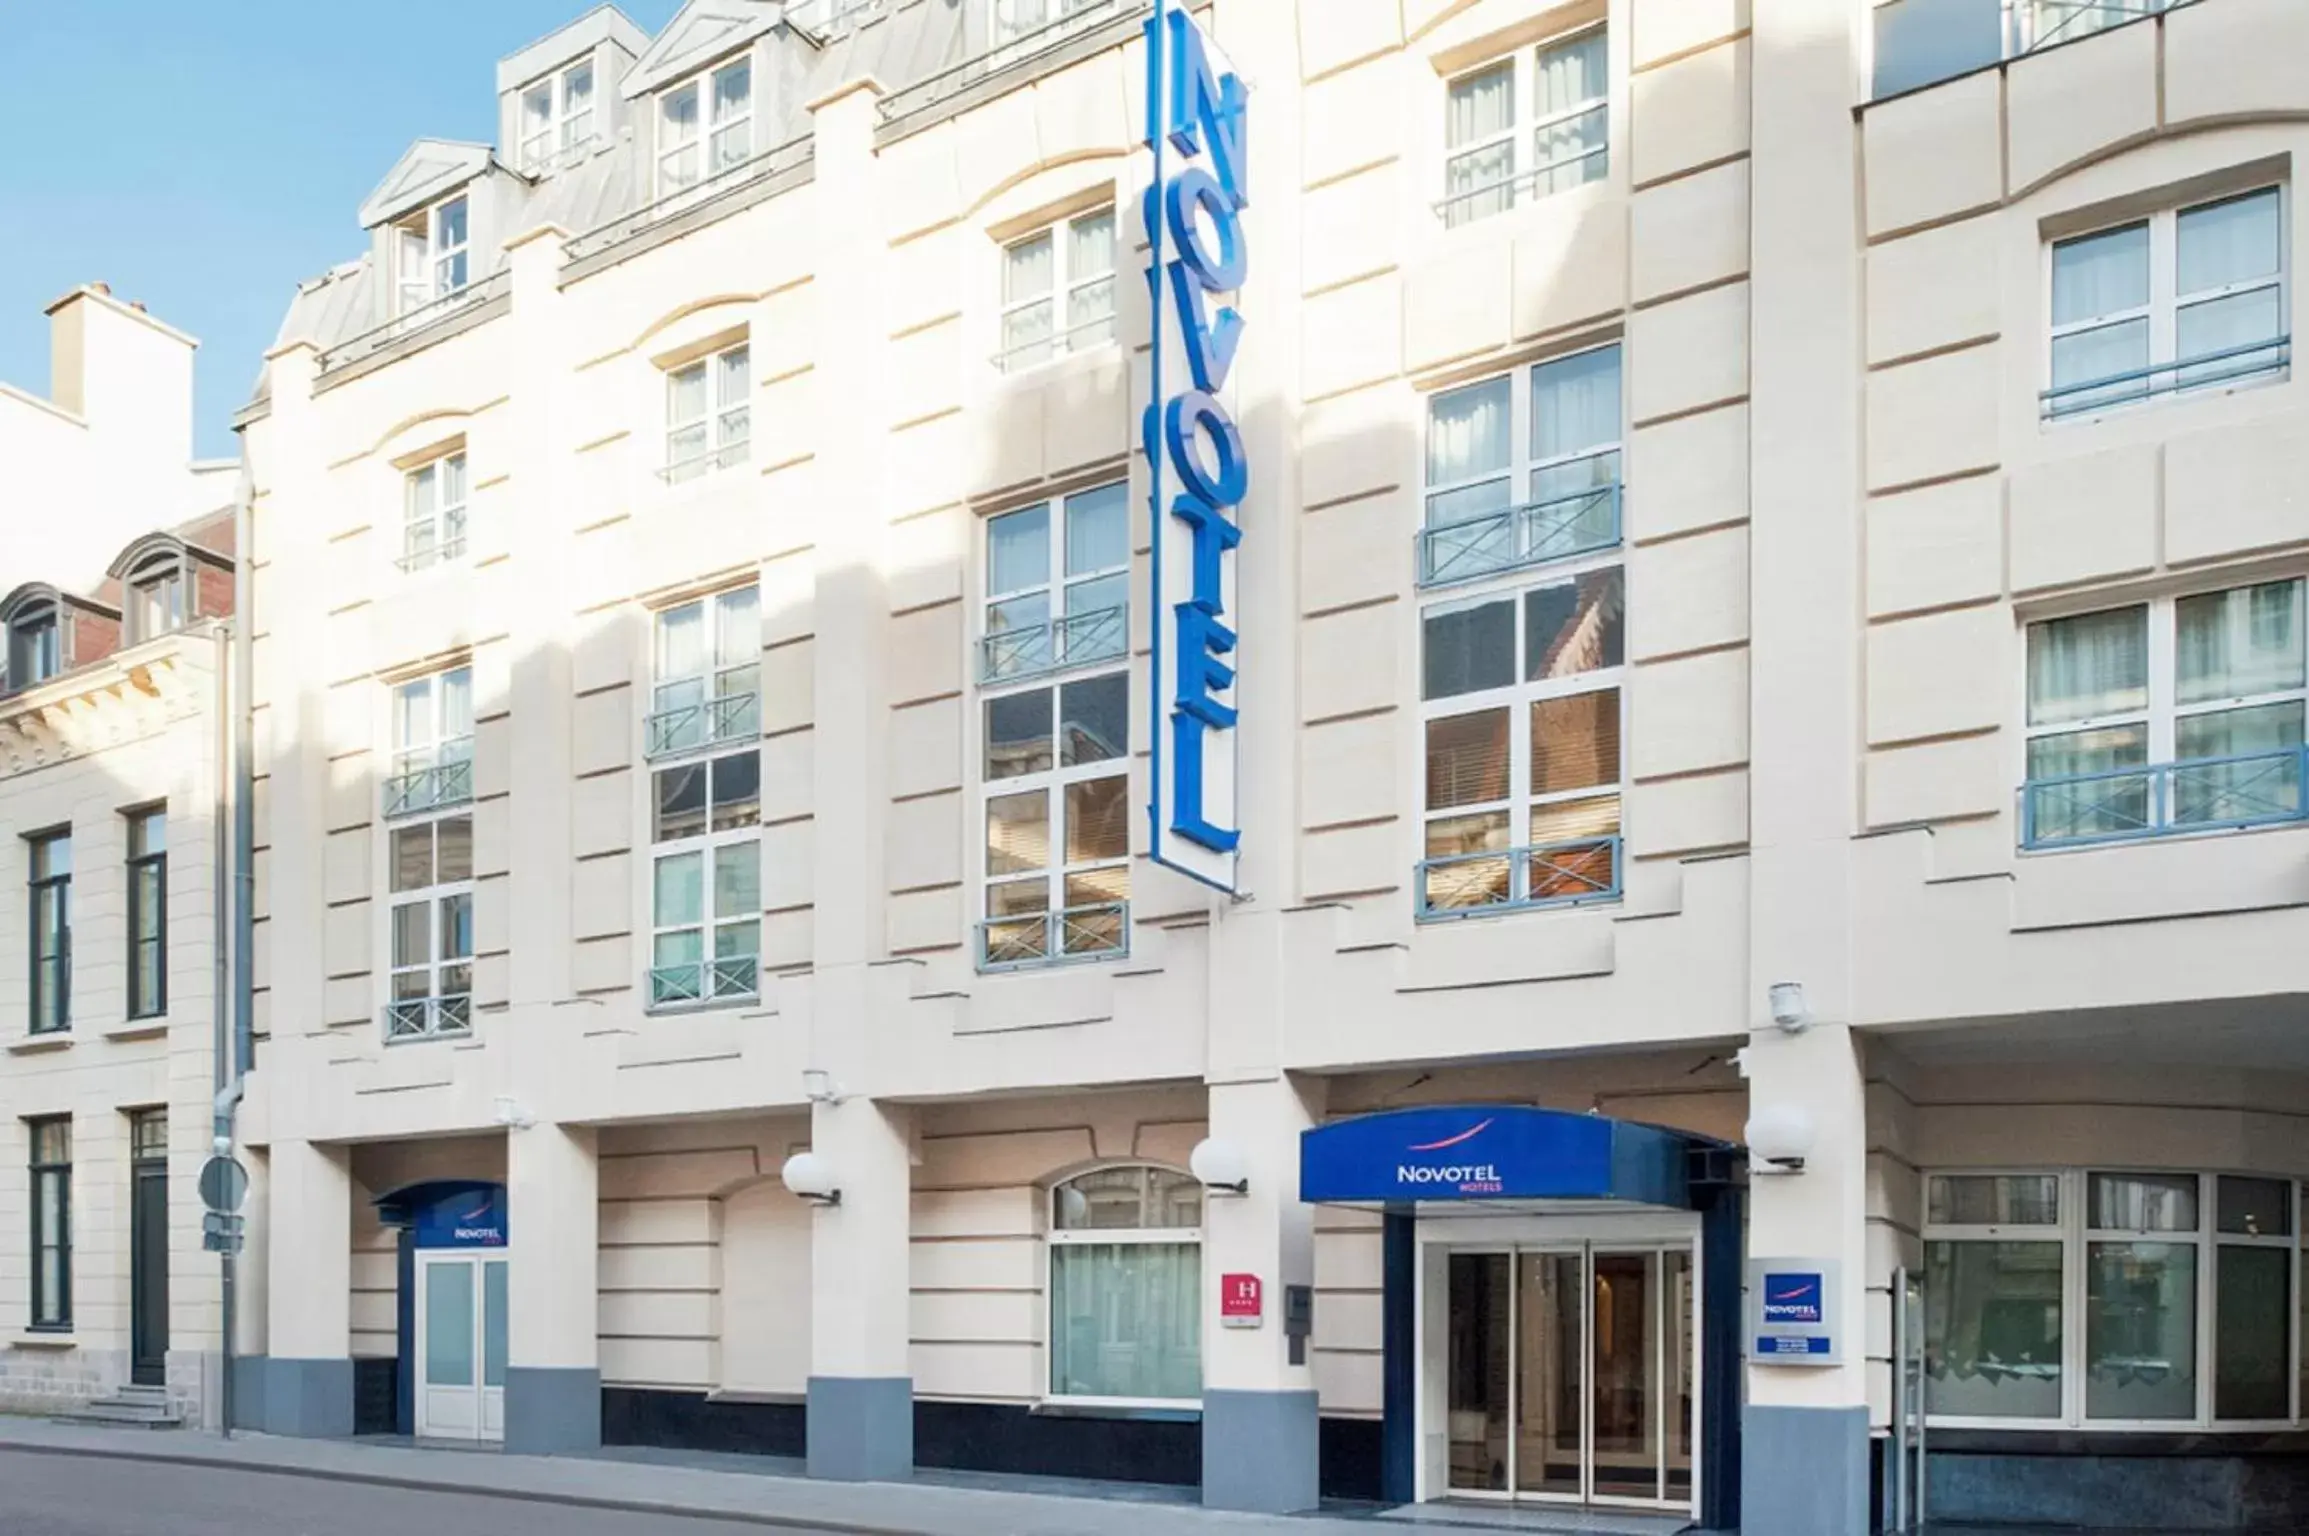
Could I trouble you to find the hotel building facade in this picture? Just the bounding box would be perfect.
[220,0,2309,1529]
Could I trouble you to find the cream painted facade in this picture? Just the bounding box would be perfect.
[229,0,2309,1528]
[0,290,238,1425]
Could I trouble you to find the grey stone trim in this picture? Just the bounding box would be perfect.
[1200,1388,1320,1514]
[1741,1402,1869,1536]
[505,1366,603,1454]
[312,289,512,394]
[260,1356,355,1439]
[873,3,1153,147]
[806,1375,913,1482]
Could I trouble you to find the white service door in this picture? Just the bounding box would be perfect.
[416,1253,506,1441]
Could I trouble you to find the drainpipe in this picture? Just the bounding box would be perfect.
[216,455,259,1437]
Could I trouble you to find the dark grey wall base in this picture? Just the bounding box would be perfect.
[1742,1403,1867,1536]
[604,1388,807,1459]
[230,1354,268,1432]
[506,1367,602,1454]
[806,1376,913,1481]
[353,1357,397,1436]
[1202,1389,1320,1514]
[261,1356,356,1439]
[1927,1449,2309,1531]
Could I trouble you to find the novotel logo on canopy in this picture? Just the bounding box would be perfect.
[1143,0,1249,894]
[1395,1117,1504,1194]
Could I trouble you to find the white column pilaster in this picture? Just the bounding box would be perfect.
[505,1119,600,1451]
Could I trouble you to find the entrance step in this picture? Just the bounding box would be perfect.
[1375,1505,1692,1536]
[54,1387,182,1429]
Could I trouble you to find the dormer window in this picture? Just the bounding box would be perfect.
[394,194,470,315]
[519,59,597,173]
[6,603,61,691]
[127,556,187,643]
[660,59,752,197]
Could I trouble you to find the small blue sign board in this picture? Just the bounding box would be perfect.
[410,1182,508,1251]
[1761,1271,1825,1325]
[1747,1256,1842,1365]
[1298,1105,1694,1208]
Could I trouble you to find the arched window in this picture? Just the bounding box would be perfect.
[2,585,62,691]
[125,547,187,642]
[1047,1165,1202,1403]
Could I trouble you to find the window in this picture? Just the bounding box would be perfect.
[980,667,1129,968]
[648,586,761,758]
[126,809,165,1020]
[1048,1167,1201,1402]
[2023,0,2189,56]
[981,482,1128,682]
[2045,185,2288,418]
[518,59,597,172]
[1423,345,1622,587]
[1925,1169,2304,1428]
[386,667,475,818]
[28,831,70,1034]
[664,342,751,483]
[386,812,473,1039]
[1441,27,1608,228]
[2022,579,2307,847]
[6,601,61,690]
[394,195,470,315]
[401,452,468,572]
[1418,563,1625,917]
[649,747,761,1008]
[993,0,1102,45]
[997,207,1117,371]
[659,58,752,196]
[127,559,186,643]
[29,1118,70,1330]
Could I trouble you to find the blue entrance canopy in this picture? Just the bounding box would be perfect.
[374,1179,508,1250]
[1299,1104,1704,1209]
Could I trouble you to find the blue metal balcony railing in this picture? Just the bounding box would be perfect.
[980,604,1126,685]
[977,900,1129,971]
[2042,336,2290,419]
[2019,745,2309,849]
[384,993,471,1042]
[383,744,475,819]
[1415,835,1623,921]
[645,690,760,760]
[648,954,760,1008]
[1416,484,1621,589]
[1872,0,2202,99]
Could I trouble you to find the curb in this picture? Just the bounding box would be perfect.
[0,1437,930,1536]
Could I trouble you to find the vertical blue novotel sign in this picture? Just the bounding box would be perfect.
[1143,0,1248,894]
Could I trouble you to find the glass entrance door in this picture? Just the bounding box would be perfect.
[1446,1243,1695,1508]
[415,1252,507,1441]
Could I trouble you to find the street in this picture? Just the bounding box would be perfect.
[0,1450,846,1536]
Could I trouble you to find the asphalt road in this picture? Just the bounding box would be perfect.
[0,1450,849,1535]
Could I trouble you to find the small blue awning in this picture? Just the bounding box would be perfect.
[1300,1104,1716,1210]
[374,1179,508,1250]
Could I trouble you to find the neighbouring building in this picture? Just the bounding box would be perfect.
[227,1,2309,1531]
[0,285,240,1425]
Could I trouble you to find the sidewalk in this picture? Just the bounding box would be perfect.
[0,1417,1683,1536]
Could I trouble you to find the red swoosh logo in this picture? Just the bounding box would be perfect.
[1407,1118,1493,1153]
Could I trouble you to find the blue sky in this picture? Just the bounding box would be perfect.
[0,0,684,460]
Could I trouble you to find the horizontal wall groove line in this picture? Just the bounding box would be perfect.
[1633,840,1748,863]
[1630,761,1748,788]
[889,310,963,342]
[1300,153,1399,194]
[1301,261,1401,301]
[574,763,629,781]
[1631,514,1750,549]
[1867,462,2002,498]
[573,680,632,699]
[1629,393,1749,433]
[890,786,960,805]
[1303,703,1396,729]
[891,688,962,711]
[890,594,962,620]
[1304,483,1401,516]
[1303,593,1399,622]
[888,941,964,958]
[573,513,631,536]
[1303,813,1399,835]
[1865,199,2005,249]
[1630,30,1753,77]
[1629,270,1749,313]
[574,430,630,455]
[1865,723,2000,752]
[1868,333,2001,373]
[1631,637,1749,667]
[890,403,963,435]
[1301,884,1399,904]
[1867,593,2006,626]
[889,880,961,897]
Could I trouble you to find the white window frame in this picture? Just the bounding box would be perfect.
[385,665,475,819]
[1438,24,1610,229]
[977,662,1131,970]
[400,450,469,573]
[979,482,1130,683]
[2043,184,2290,421]
[663,341,752,483]
[1923,1169,2305,1432]
[7,603,62,689]
[646,748,762,1011]
[995,206,1118,373]
[646,585,762,759]
[2021,579,2308,846]
[395,194,470,316]
[127,562,186,643]
[518,58,598,173]
[384,812,474,1041]
[1416,551,1628,917]
[658,57,754,199]
[1044,1165,1204,1409]
[1420,343,1624,588]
